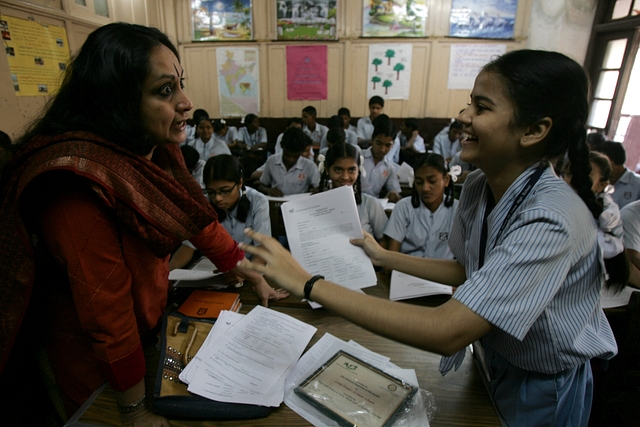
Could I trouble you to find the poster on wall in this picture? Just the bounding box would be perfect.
[367,44,412,100]
[192,0,252,41]
[448,43,506,90]
[216,48,260,116]
[362,0,428,38]
[2,16,70,97]
[286,45,327,100]
[277,0,337,41]
[449,0,517,39]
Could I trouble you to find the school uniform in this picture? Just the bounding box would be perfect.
[612,167,640,208]
[219,187,270,246]
[432,126,460,159]
[445,164,616,426]
[237,126,268,148]
[214,126,238,147]
[184,124,197,146]
[189,136,231,160]
[384,197,458,258]
[319,129,359,151]
[385,135,401,165]
[274,134,315,158]
[597,192,624,259]
[621,199,640,252]
[362,148,401,197]
[358,193,389,240]
[346,124,357,134]
[303,123,329,146]
[410,134,426,153]
[190,159,206,189]
[260,153,320,195]
[356,116,374,140]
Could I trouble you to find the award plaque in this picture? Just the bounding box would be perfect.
[294,351,417,427]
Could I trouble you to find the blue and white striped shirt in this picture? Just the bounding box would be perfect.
[450,165,617,374]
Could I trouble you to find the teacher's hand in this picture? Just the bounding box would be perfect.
[350,230,386,267]
[238,229,312,298]
[230,259,289,307]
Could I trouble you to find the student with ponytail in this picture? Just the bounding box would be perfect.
[237,50,617,426]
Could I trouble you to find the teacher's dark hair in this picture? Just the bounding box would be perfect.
[18,22,179,155]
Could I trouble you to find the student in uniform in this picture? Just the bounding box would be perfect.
[432,120,463,164]
[238,49,619,427]
[595,140,640,208]
[302,105,328,146]
[320,115,358,152]
[212,119,239,152]
[237,113,268,151]
[318,143,387,243]
[384,153,457,258]
[189,117,231,159]
[338,107,357,134]
[362,119,402,202]
[180,144,206,189]
[184,108,209,146]
[258,127,320,197]
[357,95,384,142]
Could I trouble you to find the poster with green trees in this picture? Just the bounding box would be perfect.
[368,44,412,99]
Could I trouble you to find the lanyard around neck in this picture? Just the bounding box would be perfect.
[478,165,546,269]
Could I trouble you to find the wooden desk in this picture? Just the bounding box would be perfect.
[72,274,500,427]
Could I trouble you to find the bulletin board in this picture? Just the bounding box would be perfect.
[2,15,70,96]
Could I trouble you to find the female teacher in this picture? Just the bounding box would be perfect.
[0,23,285,426]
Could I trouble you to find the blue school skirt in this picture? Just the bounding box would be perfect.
[484,342,593,427]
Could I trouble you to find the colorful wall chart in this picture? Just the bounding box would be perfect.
[362,0,427,38]
[286,45,328,100]
[216,48,260,116]
[449,0,517,39]
[277,0,337,41]
[368,44,412,100]
[193,0,252,41]
[2,15,70,96]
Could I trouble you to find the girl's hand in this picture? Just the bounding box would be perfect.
[237,229,312,298]
[230,260,289,306]
[121,409,171,427]
[386,191,401,203]
[350,231,387,267]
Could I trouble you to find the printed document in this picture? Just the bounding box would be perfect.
[281,185,377,290]
[389,270,453,301]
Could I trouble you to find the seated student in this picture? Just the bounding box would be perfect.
[320,115,358,152]
[432,120,463,163]
[621,200,640,287]
[238,113,268,151]
[318,143,388,243]
[184,108,209,146]
[252,130,314,184]
[338,107,357,133]
[302,105,328,146]
[189,117,231,159]
[357,95,384,143]
[362,119,402,202]
[170,155,273,270]
[320,126,362,157]
[275,117,303,154]
[596,140,640,208]
[259,127,320,197]
[384,153,458,258]
[212,118,239,151]
[373,114,401,166]
[399,118,425,153]
[180,145,206,189]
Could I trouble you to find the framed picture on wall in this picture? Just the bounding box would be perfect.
[362,0,428,38]
[192,0,253,41]
[449,0,517,39]
[276,0,337,41]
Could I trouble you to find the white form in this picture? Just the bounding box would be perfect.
[389,270,453,301]
[281,185,377,290]
[192,305,316,395]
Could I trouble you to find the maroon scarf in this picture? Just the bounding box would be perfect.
[0,131,216,372]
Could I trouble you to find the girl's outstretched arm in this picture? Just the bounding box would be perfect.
[238,229,490,356]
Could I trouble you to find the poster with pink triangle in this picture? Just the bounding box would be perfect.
[286,45,328,100]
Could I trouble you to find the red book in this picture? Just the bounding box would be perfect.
[178,290,240,319]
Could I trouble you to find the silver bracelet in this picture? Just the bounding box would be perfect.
[118,395,147,414]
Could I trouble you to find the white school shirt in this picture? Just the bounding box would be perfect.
[260,153,320,195]
[184,124,197,146]
[189,136,231,160]
[362,148,401,197]
[319,129,359,151]
[621,200,640,252]
[237,126,268,148]
[384,197,458,258]
[346,124,357,134]
[214,126,238,147]
[218,187,271,246]
[597,192,624,259]
[450,165,616,374]
[432,126,460,159]
[356,116,374,140]
[411,135,426,153]
[190,159,206,189]
[358,193,389,240]
[612,167,640,208]
[385,135,401,165]
[303,123,329,146]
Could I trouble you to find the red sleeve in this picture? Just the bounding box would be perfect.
[39,182,145,392]
[189,221,245,272]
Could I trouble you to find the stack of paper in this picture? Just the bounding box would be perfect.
[389,270,453,301]
[179,305,317,407]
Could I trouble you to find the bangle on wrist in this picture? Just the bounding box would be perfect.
[304,275,324,301]
[118,395,147,414]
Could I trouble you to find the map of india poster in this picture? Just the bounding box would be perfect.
[216,47,260,116]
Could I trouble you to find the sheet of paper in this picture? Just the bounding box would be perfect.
[390,270,453,301]
[281,185,377,290]
[170,257,229,289]
[190,305,316,395]
[396,162,414,185]
[601,285,635,309]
